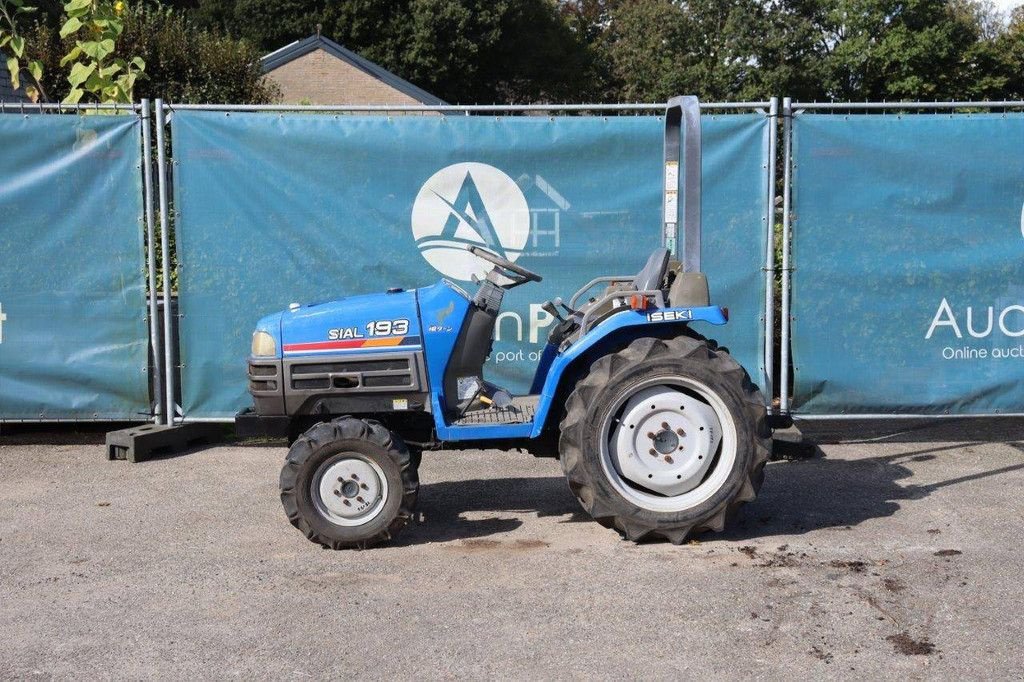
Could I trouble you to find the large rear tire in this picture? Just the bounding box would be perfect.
[280,416,418,549]
[559,335,771,544]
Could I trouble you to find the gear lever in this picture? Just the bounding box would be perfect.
[552,296,577,317]
[541,300,565,323]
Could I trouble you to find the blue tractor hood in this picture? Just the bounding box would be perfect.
[277,289,422,358]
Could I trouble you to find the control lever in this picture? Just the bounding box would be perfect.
[552,296,577,317]
[541,300,565,323]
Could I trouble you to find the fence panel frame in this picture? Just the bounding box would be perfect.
[159,99,777,422]
[782,99,1024,419]
[0,101,157,423]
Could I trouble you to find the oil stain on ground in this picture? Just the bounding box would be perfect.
[887,632,937,656]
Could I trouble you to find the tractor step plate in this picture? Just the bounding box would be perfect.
[453,396,538,426]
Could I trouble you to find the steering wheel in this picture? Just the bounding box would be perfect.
[467,245,543,284]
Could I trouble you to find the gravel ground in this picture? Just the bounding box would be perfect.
[2,426,1024,679]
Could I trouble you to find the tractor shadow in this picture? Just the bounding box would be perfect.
[396,442,1024,545]
[721,441,1024,541]
[394,475,589,546]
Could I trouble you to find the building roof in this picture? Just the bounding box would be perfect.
[0,57,28,102]
[261,35,446,106]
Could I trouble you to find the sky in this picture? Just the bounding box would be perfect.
[994,0,1023,13]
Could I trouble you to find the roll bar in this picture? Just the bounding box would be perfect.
[664,96,702,273]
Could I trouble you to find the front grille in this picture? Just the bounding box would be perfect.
[364,374,411,388]
[292,378,329,390]
[249,379,278,392]
[248,361,281,394]
[286,352,421,394]
[291,358,410,375]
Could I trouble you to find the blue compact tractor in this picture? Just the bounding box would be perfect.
[236,97,771,548]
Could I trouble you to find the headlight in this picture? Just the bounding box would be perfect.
[251,330,277,357]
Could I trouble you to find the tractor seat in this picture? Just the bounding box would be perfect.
[632,248,670,292]
[561,248,673,344]
[577,248,672,316]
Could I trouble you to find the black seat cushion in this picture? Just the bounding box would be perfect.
[632,248,670,292]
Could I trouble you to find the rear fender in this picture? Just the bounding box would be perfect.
[529,306,727,437]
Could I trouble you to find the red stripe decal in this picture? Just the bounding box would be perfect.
[283,339,374,352]
[282,336,417,353]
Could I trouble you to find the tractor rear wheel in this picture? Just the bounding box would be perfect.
[280,416,418,549]
[558,335,770,544]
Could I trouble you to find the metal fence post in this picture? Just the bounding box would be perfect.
[780,97,794,414]
[763,97,778,412]
[154,99,176,425]
[141,99,163,424]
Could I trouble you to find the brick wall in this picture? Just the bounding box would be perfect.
[265,48,424,106]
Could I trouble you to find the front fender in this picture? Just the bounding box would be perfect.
[529,306,727,437]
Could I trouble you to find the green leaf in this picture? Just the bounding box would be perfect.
[60,45,83,67]
[67,61,96,88]
[6,57,19,90]
[65,0,92,19]
[60,17,83,39]
[62,87,84,105]
[10,0,25,8]
[10,35,24,58]
[0,35,11,49]
[27,60,42,82]
[82,38,115,61]
[24,84,39,102]
[130,56,145,71]
[99,63,121,78]
[85,72,112,93]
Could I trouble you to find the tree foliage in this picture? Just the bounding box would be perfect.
[22,1,277,103]
[1,0,46,100]
[187,0,598,103]
[59,0,147,104]
[9,0,1024,104]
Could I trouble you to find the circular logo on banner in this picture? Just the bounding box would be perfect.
[411,162,530,281]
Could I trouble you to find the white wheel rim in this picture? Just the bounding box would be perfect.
[598,376,738,513]
[311,455,389,527]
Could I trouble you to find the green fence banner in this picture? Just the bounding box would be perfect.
[171,112,770,418]
[792,113,1024,415]
[0,114,149,420]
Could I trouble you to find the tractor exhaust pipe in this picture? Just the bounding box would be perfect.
[663,96,702,273]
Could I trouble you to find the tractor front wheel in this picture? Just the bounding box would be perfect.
[559,335,770,544]
[280,416,418,549]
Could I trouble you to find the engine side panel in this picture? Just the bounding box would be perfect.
[261,289,428,416]
[415,280,473,425]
